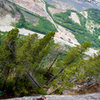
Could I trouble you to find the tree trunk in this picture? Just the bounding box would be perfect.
[26,71,42,88]
[47,68,64,85]
[47,53,60,72]
[1,69,10,91]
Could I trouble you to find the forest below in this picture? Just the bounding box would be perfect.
[53,9,100,48]
[0,28,100,98]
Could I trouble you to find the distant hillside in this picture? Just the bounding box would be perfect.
[0,0,57,34]
[0,0,100,49]
[52,9,100,48]
[0,0,21,25]
[45,0,100,11]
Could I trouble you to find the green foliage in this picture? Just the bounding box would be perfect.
[33,17,57,34]
[0,32,7,45]
[53,9,100,48]
[10,0,57,34]
[16,12,57,34]
[45,2,56,8]
[49,42,100,92]
[0,28,19,96]
[45,1,55,19]
[0,91,3,96]
[63,42,91,65]
[87,8,100,24]
[0,28,99,97]
[0,28,56,97]
[16,14,26,28]
[34,88,46,95]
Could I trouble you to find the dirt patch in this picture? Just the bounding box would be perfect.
[81,11,88,18]
[48,7,63,15]
[0,26,14,32]
[0,14,16,26]
[69,12,81,25]
[55,25,79,46]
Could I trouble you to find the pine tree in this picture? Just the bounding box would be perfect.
[0,28,19,90]
[16,31,55,88]
[47,42,91,92]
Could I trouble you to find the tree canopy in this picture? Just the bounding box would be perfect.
[0,28,100,97]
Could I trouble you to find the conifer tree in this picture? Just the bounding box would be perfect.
[0,28,19,90]
[47,42,91,91]
[16,31,55,88]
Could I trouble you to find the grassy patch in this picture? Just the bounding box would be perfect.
[16,12,57,34]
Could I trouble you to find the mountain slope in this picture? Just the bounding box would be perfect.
[52,9,100,48]
[0,0,100,49]
[0,0,57,34]
[0,0,21,31]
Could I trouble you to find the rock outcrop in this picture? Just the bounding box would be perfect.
[6,93,100,100]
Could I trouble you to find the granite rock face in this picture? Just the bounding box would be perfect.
[3,93,100,100]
